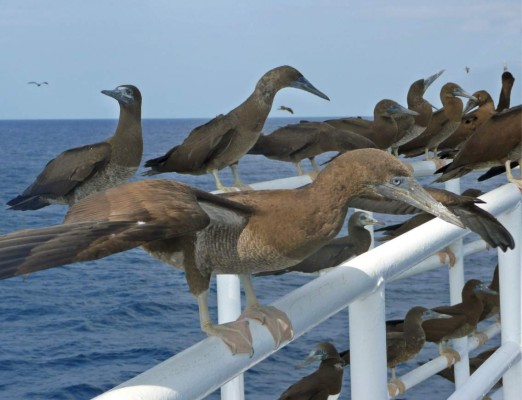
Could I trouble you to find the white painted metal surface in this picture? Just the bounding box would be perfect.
[93,179,521,400]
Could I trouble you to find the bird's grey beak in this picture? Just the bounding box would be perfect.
[423,69,445,93]
[101,88,134,105]
[289,76,330,101]
[463,98,479,115]
[296,349,324,369]
[452,87,477,102]
[474,283,498,296]
[374,177,465,228]
[421,309,453,321]
[365,216,385,226]
[390,103,419,117]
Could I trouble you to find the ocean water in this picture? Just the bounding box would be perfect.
[0,118,504,399]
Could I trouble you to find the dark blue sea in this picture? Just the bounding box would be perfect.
[0,118,503,399]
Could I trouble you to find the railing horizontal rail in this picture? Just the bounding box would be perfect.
[95,182,521,400]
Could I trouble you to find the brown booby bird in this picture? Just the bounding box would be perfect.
[475,71,517,181]
[341,307,451,390]
[391,70,444,155]
[437,90,496,156]
[435,347,502,390]
[351,187,515,252]
[278,105,294,114]
[325,100,419,150]
[435,105,522,187]
[399,83,477,159]
[497,71,515,112]
[256,211,381,276]
[27,81,48,86]
[424,279,495,360]
[279,342,344,400]
[248,122,376,176]
[0,149,465,355]
[386,280,496,364]
[143,66,329,191]
[7,85,143,210]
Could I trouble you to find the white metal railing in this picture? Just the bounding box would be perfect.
[94,160,522,400]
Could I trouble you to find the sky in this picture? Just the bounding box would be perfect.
[1,0,521,119]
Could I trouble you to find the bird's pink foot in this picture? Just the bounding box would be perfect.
[388,378,406,397]
[240,304,294,347]
[202,318,253,356]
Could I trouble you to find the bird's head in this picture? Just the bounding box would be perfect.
[102,85,142,107]
[329,149,464,228]
[257,65,330,101]
[296,342,340,368]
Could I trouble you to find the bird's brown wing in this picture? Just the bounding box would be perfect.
[8,142,111,207]
[0,180,221,280]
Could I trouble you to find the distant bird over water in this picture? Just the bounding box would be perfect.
[278,105,294,114]
[27,81,48,87]
[144,66,329,191]
[7,85,143,210]
[0,149,464,356]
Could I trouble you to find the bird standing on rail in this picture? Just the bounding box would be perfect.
[143,66,329,191]
[7,85,143,210]
[0,149,465,356]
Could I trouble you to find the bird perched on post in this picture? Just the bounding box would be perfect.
[0,149,464,356]
[7,85,143,210]
[143,66,329,191]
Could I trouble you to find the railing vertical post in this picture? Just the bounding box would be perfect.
[217,275,245,400]
[497,201,522,399]
[349,284,388,399]
[444,178,470,386]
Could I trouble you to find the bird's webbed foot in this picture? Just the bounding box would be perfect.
[240,304,294,348]
[202,318,254,356]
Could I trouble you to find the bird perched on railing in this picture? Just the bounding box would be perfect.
[143,66,329,191]
[391,70,444,156]
[390,279,496,364]
[325,99,419,150]
[435,105,521,188]
[256,211,381,276]
[279,342,344,400]
[341,307,451,394]
[0,149,465,356]
[399,83,477,159]
[248,121,376,177]
[7,85,143,210]
[437,90,496,157]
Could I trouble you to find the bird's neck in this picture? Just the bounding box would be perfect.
[442,97,464,122]
[371,115,397,148]
[109,106,143,166]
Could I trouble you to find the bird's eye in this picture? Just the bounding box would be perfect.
[391,177,403,186]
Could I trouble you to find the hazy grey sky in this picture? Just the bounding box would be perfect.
[1,0,520,119]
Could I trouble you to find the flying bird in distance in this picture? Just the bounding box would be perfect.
[278,105,294,114]
[28,81,48,87]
